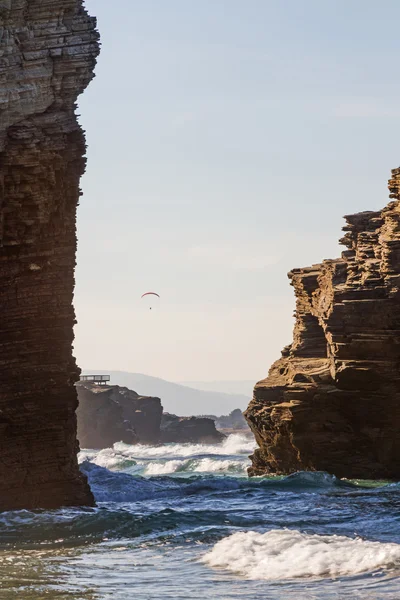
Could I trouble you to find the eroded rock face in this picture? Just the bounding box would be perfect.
[77,383,163,449]
[245,169,400,480]
[0,1,99,509]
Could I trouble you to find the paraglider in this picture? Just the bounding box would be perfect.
[141,292,160,310]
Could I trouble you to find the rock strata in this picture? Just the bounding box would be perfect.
[0,1,99,509]
[77,383,162,449]
[245,169,400,480]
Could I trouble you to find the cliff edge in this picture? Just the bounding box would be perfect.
[245,168,400,480]
[0,0,99,509]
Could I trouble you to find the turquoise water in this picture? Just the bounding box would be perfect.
[1,434,400,599]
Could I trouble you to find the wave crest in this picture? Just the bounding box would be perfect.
[78,433,255,477]
[144,457,247,476]
[201,529,400,580]
[113,433,255,459]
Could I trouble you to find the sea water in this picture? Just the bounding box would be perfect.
[1,434,400,599]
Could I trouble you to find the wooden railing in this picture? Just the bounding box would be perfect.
[79,375,110,385]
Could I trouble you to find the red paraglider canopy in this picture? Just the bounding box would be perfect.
[141,292,160,298]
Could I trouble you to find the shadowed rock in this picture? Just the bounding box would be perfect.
[161,414,226,444]
[77,383,163,449]
[0,1,99,509]
[76,382,225,447]
[245,168,400,480]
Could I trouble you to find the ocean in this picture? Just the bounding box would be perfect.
[1,434,400,599]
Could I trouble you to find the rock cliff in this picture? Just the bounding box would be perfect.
[76,382,225,447]
[0,1,99,509]
[245,168,400,480]
[160,414,226,444]
[77,383,163,449]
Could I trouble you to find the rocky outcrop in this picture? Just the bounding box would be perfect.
[245,168,400,480]
[77,383,162,448]
[161,414,226,444]
[0,1,99,509]
[76,383,225,447]
[201,409,250,433]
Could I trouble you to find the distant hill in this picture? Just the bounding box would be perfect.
[180,380,255,397]
[81,371,250,416]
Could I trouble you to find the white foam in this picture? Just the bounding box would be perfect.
[201,529,400,580]
[78,448,128,470]
[143,457,247,476]
[114,433,255,460]
[193,458,247,473]
[220,434,256,455]
[145,460,187,475]
[79,434,255,477]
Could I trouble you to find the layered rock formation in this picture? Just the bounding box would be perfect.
[76,382,225,447]
[160,414,226,444]
[77,383,163,449]
[0,1,99,509]
[246,169,400,480]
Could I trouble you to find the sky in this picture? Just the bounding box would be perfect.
[74,0,400,383]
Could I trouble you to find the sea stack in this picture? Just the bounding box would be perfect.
[246,168,400,480]
[76,382,163,449]
[0,1,99,509]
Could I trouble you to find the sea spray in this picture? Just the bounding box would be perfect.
[3,438,400,599]
[78,433,255,477]
[113,432,256,458]
[201,529,400,580]
[144,457,247,476]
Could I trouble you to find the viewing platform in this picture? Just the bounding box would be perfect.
[79,375,111,385]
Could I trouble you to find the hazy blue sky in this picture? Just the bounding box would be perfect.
[75,0,400,382]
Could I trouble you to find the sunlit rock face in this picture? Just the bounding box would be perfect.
[246,168,400,480]
[0,0,99,509]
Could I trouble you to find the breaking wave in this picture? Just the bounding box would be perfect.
[144,457,247,475]
[4,431,400,599]
[201,529,400,580]
[78,461,367,506]
[78,433,255,477]
[114,432,256,458]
